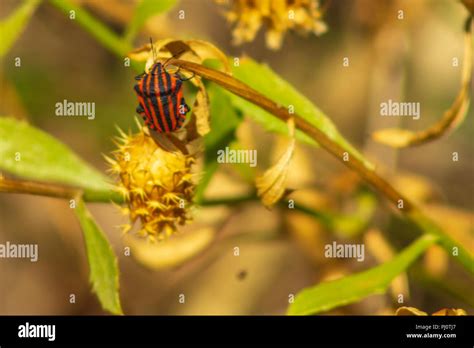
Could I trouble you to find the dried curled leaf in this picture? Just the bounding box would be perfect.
[256,118,295,208]
[128,39,230,73]
[184,39,231,72]
[432,308,467,316]
[193,78,211,136]
[372,128,418,148]
[396,306,467,316]
[372,18,472,148]
[396,307,428,316]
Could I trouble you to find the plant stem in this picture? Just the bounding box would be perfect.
[0,178,122,203]
[199,193,258,206]
[0,177,328,222]
[293,202,336,230]
[49,0,131,58]
[169,59,413,211]
[2,174,472,272]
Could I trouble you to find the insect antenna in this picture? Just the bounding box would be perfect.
[149,37,157,62]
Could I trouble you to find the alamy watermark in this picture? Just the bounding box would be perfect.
[380,99,420,120]
[217,146,257,167]
[18,322,55,341]
[0,241,38,262]
[324,241,365,262]
[55,99,95,120]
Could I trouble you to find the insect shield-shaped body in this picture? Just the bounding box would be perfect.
[134,62,190,133]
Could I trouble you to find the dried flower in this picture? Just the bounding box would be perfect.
[216,0,327,50]
[396,306,467,316]
[256,118,295,207]
[106,124,197,242]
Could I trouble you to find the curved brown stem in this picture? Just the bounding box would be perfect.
[168,58,414,212]
[0,178,79,199]
[0,177,121,203]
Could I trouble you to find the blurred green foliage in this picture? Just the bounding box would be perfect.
[0,117,111,192]
[288,234,438,315]
[0,0,40,57]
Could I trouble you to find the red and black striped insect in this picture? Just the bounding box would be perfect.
[134,52,191,133]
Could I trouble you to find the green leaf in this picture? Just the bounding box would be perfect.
[0,117,111,193]
[195,83,242,202]
[287,234,438,315]
[0,0,41,57]
[74,198,122,315]
[124,0,177,42]
[230,58,373,169]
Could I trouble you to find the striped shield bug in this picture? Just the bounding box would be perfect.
[134,42,192,133]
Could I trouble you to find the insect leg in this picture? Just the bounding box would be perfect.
[135,73,146,81]
[178,72,195,82]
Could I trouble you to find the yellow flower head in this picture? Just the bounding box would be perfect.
[107,124,196,242]
[216,0,327,50]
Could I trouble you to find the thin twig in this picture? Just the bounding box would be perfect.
[0,178,122,203]
[0,178,79,199]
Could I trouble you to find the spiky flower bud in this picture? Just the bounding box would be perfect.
[106,125,196,242]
